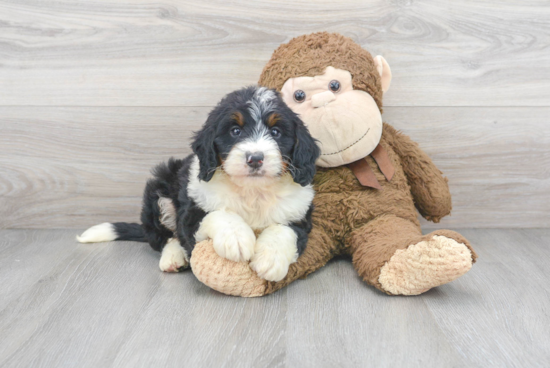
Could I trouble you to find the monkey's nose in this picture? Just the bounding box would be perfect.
[246,151,264,169]
[311,90,336,108]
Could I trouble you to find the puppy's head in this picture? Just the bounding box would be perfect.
[192,86,320,186]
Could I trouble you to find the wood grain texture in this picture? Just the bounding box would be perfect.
[0,106,203,228]
[1,0,549,106]
[1,106,548,229]
[285,261,465,367]
[422,228,550,367]
[0,229,549,367]
[386,107,550,229]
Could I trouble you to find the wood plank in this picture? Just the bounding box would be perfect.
[0,229,286,368]
[0,229,84,311]
[421,229,550,367]
[455,228,550,263]
[111,277,287,368]
[390,107,550,229]
[0,231,164,367]
[1,106,548,229]
[0,106,202,228]
[2,229,549,367]
[285,258,465,367]
[1,0,549,107]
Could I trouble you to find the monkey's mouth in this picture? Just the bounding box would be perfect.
[320,128,370,156]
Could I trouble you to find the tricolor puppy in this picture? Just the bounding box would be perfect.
[77,86,320,282]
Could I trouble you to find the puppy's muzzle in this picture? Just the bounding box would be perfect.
[246,151,264,169]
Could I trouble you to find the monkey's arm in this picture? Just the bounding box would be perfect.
[383,123,452,223]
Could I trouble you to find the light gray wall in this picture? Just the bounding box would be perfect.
[1,0,548,229]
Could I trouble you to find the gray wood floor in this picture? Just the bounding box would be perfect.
[0,229,549,368]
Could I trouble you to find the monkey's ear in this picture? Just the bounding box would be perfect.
[291,116,320,186]
[374,55,392,93]
[191,116,219,182]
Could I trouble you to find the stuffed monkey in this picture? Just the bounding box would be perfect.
[190,32,477,297]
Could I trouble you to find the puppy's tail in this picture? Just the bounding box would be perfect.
[76,222,147,243]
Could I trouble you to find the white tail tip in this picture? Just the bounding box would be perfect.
[77,222,117,243]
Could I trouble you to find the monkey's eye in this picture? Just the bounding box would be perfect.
[270,127,281,138]
[230,127,242,137]
[293,90,306,103]
[329,80,341,92]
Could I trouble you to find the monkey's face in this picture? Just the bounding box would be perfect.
[281,66,383,167]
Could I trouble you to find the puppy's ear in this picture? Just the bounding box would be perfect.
[291,116,320,186]
[192,116,219,182]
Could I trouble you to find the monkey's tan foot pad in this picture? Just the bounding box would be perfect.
[191,240,268,297]
[378,235,474,295]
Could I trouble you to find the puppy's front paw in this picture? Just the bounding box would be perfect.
[196,210,256,263]
[212,222,256,263]
[159,238,189,273]
[250,225,298,282]
[250,249,290,282]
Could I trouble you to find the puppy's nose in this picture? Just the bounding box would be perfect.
[311,90,336,108]
[246,151,264,169]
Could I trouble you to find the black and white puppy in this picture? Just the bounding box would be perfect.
[77,86,320,282]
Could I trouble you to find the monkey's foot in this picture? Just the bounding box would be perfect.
[191,239,267,297]
[378,232,475,295]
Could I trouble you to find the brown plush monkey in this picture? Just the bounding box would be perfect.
[190,32,477,297]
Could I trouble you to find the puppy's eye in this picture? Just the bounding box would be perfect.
[230,127,241,137]
[293,90,306,103]
[270,127,281,138]
[329,80,340,92]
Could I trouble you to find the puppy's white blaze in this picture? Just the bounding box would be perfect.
[195,209,256,262]
[252,120,269,137]
[159,237,189,272]
[255,86,276,103]
[223,134,282,179]
[188,156,314,230]
[158,196,177,232]
[250,224,298,282]
[248,87,276,127]
[76,222,116,243]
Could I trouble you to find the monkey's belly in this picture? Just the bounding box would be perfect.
[312,167,419,239]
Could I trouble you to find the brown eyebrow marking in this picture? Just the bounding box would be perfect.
[267,113,280,127]
[232,111,244,127]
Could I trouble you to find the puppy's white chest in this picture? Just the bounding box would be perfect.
[221,186,301,229]
[188,158,313,229]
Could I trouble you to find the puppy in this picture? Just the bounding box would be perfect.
[77,86,320,282]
